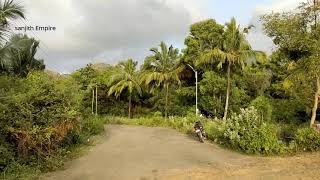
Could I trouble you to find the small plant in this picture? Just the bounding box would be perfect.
[250,96,272,122]
[291,128,320,152]
[82,116,106,135]
[222,107,283,154]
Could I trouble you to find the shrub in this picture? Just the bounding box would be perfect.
[0,144,14,172]
[0,72,91,177]
[292,128,320,152]
[222,107,283,154]
[82,116,106,135]
[250,96,272,122]
[61,129,83,146]
[271,99,305,123]
[276,124,297,143]
[2,161,41,180]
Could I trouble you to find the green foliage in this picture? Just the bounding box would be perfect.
[199,71,226,117]
[108,59,142,118]
[141,41,182,118]
[182,19,224,66]
[271,99,305,123]
[222,107,283,154]
[71,64,98,90]
[292,128,320,152]
[262,3,320,126]
[276,123,297,143]
[82,116,106,135]
[2,3,320,178]
[0,72,109,178]
[196,17,266,120]
[0,34,45,76]
[2,161,41,180]
[0,144,14,172]
[250,96,273,122]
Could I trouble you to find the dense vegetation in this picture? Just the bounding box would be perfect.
[1,0,320,179]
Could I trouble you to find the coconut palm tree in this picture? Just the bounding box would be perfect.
[0,0,25,41]
[0,0,25,26]
[0,0,25,73]
[108,59,142,118]
[196,17,266,120]
[2,34,44,76]
[141,41,182,118]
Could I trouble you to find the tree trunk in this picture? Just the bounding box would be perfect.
[128,93,132,119]
[314,0,318,30]
[310,76,320,127]
[223,62,232,121]
[165,83,169,118]
[95,86,98,115]
[92,88,94,114]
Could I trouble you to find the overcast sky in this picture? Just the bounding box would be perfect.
[12,0,307,73]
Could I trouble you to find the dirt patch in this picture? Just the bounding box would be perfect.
[43,125,320,180]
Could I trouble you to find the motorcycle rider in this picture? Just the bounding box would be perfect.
[193,121,206,139]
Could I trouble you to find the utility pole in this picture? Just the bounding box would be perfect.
[314,0,318,30]
[92,88,94,114]
[187,64,198,117]
[95,84,98,116]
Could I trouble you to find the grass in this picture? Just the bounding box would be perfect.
[104,115,320,156]
[105,115,225,144]
[2,114,316,179]
[0,115,107,180]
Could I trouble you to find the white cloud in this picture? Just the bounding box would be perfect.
[247,0,308,54]
[255,0,308,14]
[9,0,307,72]
[10,0,210,73]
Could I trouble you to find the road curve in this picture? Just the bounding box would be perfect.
[44,125,320,180]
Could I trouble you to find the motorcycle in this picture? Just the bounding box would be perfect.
[193,121,206,143]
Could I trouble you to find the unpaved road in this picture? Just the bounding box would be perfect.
[44,125,320,180]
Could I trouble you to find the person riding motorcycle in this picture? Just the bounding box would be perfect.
[193,121,206,141]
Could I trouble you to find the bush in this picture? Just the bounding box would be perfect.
[82,116,106,135]
[292,128,320,152]
[276,124,297,143]
[271,99,305,123]
[2,161,41,180]
[61,129,83,146]
[250,96,272,122]
[0,72,106,178]
[222,107,283,154]
[0,144,14,172]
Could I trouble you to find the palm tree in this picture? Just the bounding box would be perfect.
[2,34,45,76]
[0,0,25,40]
[0,0,25,73]
[108,59,142,118]
[196,17,266,120]
[0,0,24,25]
[141,42,182,118]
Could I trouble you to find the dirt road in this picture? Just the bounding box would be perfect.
[44,125,320,180]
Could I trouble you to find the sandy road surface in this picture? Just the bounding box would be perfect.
[44,125,320,180]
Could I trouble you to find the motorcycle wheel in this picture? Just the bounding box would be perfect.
[197,131,204,143]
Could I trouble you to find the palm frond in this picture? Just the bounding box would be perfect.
[196,48,228,67]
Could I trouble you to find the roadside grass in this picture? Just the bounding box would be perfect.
[105,115,225,144]
[0,115,107,180]
[104,113,320,156]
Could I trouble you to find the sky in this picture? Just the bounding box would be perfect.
[11,0,307,73]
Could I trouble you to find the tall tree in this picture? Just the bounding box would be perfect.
[263,2,320,127]
[183,19,224,67]
[0,0,24,39]
[108,59,142,118]
[0,0,25,72]
[196,17,266,120]
[1,34,45,76]
[142,42,182,118]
